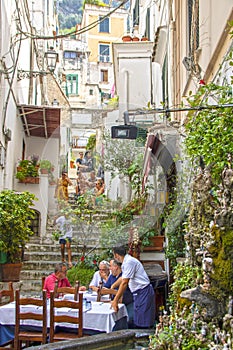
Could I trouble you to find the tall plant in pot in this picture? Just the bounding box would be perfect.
[0,190,37,281]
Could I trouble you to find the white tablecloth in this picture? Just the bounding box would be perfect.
[63,291,110,302]
[0,300,128,333]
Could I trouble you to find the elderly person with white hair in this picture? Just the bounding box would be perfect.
[89,260,110,292]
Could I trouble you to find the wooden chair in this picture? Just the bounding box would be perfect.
[49,291,83,342]
[97,286,123,303]
[0,282,14,305]
[14,289,48,350]
[54,280,79,300]
[41,276,46,290]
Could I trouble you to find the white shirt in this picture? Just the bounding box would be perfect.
[89,271,107,287]
[122,254,150,293]
[56,215,73,239]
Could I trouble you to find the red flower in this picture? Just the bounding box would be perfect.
[80,256,85,262]
[199,79,205,85]
[93,260,97,265]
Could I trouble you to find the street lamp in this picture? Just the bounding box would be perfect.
[44,47,58,73]
[17,47,58,80]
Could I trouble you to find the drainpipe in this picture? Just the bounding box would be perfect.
[124,69,129,116]
[119,69,129,123]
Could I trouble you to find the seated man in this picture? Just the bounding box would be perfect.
[89,260,110,292]
[104,259,134,327]
[43,263,70,298]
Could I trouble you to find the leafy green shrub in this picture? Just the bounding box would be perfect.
[67,264,95,288]
[169,262,202,310]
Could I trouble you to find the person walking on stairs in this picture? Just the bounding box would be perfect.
[54,213,73,268]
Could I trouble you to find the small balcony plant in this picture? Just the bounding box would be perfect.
[16,155,40,183]
[39,159,54,174]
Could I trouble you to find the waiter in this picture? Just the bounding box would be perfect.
[111,245,155,328]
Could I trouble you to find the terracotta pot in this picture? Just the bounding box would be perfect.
[0,262,22,282]
[141,37,149,41]
[70,160,75,169]
[40,168,49,174]
[122,35,132,42]
[132,37,140,41]
[19,177,40,184]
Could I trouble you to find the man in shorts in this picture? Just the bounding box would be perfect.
[55,214,73,268]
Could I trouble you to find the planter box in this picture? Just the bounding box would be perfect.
[143,235,165,252]
[19,177,40,184]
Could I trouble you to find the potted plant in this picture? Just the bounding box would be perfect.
[39,159,54,174]
[142,228,165,252]
[16,155,40,183]
[0,190,37,281]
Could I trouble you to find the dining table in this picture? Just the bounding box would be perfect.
[0,291,128,346]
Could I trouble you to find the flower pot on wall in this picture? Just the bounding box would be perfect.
[40,168,49,174]
[143,235,165,252]
[19,177,40,184]
[0,262,22,282]
[122,35,132,42]
[132,37,140,41]
[70,160,75,169]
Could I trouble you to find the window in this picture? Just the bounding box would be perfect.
[89,89,93,95]
[145,8,150,40]
[133,0,139,26]
[99,44,110,62]
[99,16,109,33]
[188,0,199,55]
[100,70,108,83]
[162,55,169,108]
[65,74,78,96]
[64,51,77,59]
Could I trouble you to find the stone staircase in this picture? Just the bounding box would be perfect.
[19,228,102,295]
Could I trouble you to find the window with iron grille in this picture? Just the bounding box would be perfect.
[99,16,109,33]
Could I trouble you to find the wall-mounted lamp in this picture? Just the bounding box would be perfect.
[17,47,58,80]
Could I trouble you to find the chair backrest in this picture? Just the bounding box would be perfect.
[14,289,47,348]
[97,286,119,302]
[0,282,14,305]
[54,280,80,300]
[49,290,83,341]
[41,276,46,290]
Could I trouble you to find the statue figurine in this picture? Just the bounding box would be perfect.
[213,326,221,344]
[201,322,207,337]
[190,301,195,314]
[228,295,233,315]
